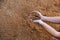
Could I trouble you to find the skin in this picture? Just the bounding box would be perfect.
[32,11,60,38]
[41,16,60,24]
[33,11,60,23]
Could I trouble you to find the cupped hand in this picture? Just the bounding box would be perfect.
[32,10,43,19]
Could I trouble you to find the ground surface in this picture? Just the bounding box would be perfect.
[0,0,60,40]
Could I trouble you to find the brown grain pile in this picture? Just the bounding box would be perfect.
[0,0,60,40]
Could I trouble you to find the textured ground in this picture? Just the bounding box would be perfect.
[0,0,60,40]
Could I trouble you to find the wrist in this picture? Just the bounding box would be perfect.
[41,16,46,21]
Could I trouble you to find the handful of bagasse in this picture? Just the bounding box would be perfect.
[30,10,41,20]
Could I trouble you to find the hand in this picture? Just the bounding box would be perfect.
[33,19,44,24]
[32,10,43,19]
